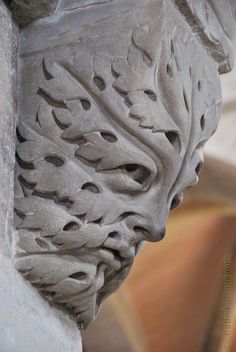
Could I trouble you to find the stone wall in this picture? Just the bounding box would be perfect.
[0,2,82,350]
[0,0,17,258]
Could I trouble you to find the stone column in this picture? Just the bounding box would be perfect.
[0,0,235,349]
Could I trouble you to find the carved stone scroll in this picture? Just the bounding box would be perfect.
[14,0,235,329]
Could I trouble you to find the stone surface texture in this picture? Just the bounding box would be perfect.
[0,1,82,350]
[0,0,17,257]
[175,0,236,73]
[0,255,82,352]
[12,0,235,330]
[185,55,236,205]
[10,0,114,25]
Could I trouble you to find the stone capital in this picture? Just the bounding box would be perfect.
[12,0,236,329]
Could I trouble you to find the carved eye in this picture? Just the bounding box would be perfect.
[99,164,153,193]
[122,164,151,187]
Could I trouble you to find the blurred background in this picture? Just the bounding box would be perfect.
[82,59,236,352]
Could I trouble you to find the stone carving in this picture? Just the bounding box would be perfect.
[14,0,234,328]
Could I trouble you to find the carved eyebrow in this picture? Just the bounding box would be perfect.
[69,129,158,177]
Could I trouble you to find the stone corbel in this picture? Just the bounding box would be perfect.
[12,0,235,329]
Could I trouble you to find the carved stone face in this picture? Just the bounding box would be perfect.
[15,9,222,328]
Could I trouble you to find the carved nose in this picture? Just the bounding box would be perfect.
[149,226,166,241]
[157,227,166,240]
[134,225,166,242]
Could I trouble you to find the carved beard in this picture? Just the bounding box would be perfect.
[15,14,221,328]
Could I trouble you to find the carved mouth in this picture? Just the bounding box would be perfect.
[72,246,134,329]
[99,237,135,270]
[97,248,123,271]
[98,245,134,271]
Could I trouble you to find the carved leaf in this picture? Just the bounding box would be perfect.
[111,10,221,204]
[15,52,151,327]
[15,196,128,252]
[15,196,81,237]
[69,189,135,225]
[112,15,179,134]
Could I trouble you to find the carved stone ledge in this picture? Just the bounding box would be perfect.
[10,0,114,25]
[10,0,58,25]
[14,0,235,329]
[175,0,236,73]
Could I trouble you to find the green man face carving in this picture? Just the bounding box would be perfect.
[15,8,222,328]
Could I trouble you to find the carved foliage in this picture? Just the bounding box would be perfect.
[15,8,221,328]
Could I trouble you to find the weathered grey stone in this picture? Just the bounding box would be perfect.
[10,0,59,25]
[0,0,17,257]
[0,1,82,349]
[13,0,236,330]
[0,255,82,352]
[10,0,114,25]
[175,0,236,73]
[58,0,113,11]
